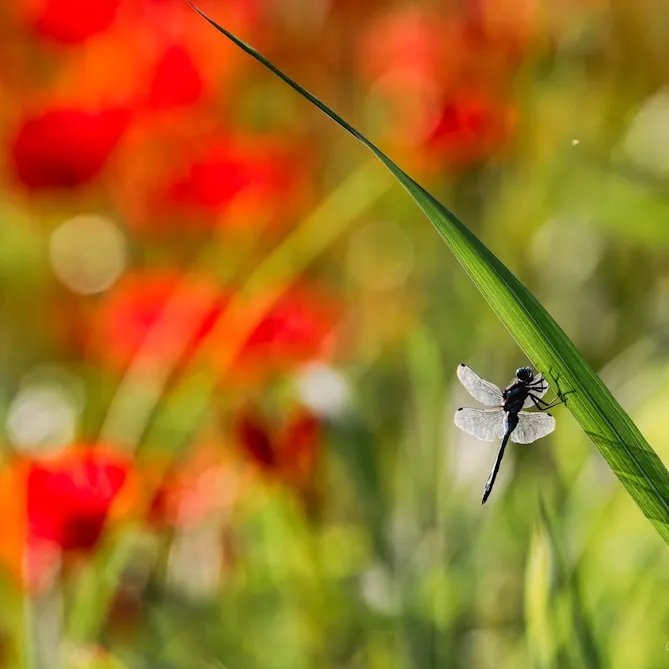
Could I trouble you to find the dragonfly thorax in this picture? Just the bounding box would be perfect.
[502,381,531,414]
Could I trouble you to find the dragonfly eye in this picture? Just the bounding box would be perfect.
[516,367,533,382]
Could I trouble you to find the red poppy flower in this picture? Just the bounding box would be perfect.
[19,446,134,591]
[358,7,451,85]
[359,7,518,167]
[26,447,130,553]
[114,127,314,233]
[235,405,321,484]
[276,409,321,482]
[160,133,313,230]
[147,44,204,110]
[95,272,340,381]
[423,91,515,167]
[230,285,341,379]
[10,106,131,190]
[236,409,275,470]
[0,446,136,590]
[27,0,121,45]
[93,272,226,371]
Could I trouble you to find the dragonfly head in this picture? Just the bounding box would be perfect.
[516,367,533,382]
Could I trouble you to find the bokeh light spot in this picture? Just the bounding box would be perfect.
[49,215,127,294]
[7,367,84,455]
[295,363,350,419]
[621,88,669,175]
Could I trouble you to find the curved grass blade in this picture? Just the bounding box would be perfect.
[184,2,669,544]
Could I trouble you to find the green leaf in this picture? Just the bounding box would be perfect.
[537,499,603,669]
[185,2,669,544]
[524,523,555,669]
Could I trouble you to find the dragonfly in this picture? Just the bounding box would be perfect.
[454,364,569,504]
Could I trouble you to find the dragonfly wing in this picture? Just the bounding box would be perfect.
[511,411,556,444]
[522,374,549,408]
[457,365,504,406]
[454,408,506,442]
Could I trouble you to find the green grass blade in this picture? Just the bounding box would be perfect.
[185,2,669,544]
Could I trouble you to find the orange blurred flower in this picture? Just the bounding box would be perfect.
[148,445,244,528]
[10,105,131,190]
[358,7,451,86]
[467,0,546,58]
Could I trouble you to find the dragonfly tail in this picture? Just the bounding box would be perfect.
[482,430,511,504]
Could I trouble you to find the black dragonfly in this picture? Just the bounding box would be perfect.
[454,364,568,504]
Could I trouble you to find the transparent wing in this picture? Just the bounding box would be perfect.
[457,364,503,406]
[454,408,506,442]
[511,411,556,444]
[522,374,549,409]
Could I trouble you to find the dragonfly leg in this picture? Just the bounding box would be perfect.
[528,377,548,394]
[546,368,575,404]
[552,371,575,404]
[528,393,569,411]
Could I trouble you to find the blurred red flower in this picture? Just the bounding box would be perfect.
[26,0,121,44]
[163,133,312,229]
[94,273,340,380]
[26,446,130,553]
[115,129,314,232]
[236,409,275,469]
[228,284,342,380]
[147,44,204,110]
[358,7,450,86]
[359,7,517,168]
[235,404,321,485]
[93,272,224,371]
[10,106,131,190]
[424,91,516,167]
[0,446,133,590]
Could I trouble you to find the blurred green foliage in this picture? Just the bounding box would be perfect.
[1,1,669,668]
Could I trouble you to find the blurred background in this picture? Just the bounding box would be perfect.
[1,0,669,667]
